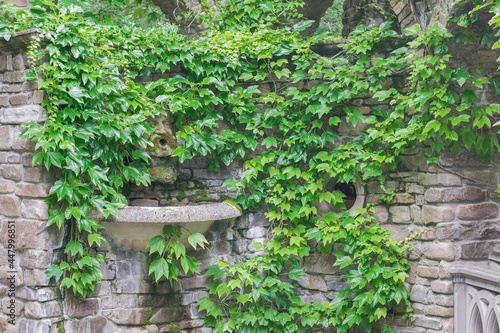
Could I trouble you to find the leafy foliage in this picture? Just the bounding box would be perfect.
[147,225,206,284]
[2,0,500,331]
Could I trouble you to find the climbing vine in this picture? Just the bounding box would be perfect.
[1,0,500,331]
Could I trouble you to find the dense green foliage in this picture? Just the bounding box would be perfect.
[1,0,500,331]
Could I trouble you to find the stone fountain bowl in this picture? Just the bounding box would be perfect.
[91,202,242,251]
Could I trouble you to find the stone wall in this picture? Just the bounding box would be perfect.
[0,38,65,332]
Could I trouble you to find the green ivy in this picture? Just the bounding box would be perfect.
[2,0,500,331]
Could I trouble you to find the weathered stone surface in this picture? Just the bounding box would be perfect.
[418,173,461,186]
[102,308,152,325]
[24,301,61,318]
[24,268,49,286]
[0,195,20,217]
[383,224,410,241]
[390,193,415,204]
[424,305,453,317]
[390,206,410,223]
[181,275,212,290]
[32,90,44,104]
[0,96,8,107]
[457,203,499,220]
[373,206,388,223]
[424,243,454,261]
[422,205,454,224]
[416,266,439,279]
[298,274,328,291]
[407,184,424,194]
[245,227,267,239]
[0,180,15,193]
[413,314,442,330]
[425,187,487,203]
[2,298,24,316]
[20,249,52,269]
[410,285,430,304]
[3,71,25,83]
[114,279,152,294]
[0,126,12,150]
[0,105,47,124]
[303,253,338,274]
[460,241,492,259]
[20,199,49,220]
[15,184,51,198]
[71,298,99,318]
[2,220,49,250]
[9,94,27,106]
[430,280,453,294]
[434,294,453,307]
[1,164,22,181]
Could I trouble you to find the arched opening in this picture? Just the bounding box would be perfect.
[470,305,484,333]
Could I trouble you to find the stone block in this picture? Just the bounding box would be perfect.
[25,301,60,319]
[0,126,12,150]
[418,173,461,186]
[32,90,44,104]
[460,241,492,260]
[407,184,425,194]
[416,266,438,279]
[20,199,49,219]
[0,195,21,217]
[0,96,8,107]
[338,117,369,136]
[303,253,338,274]
[0,180,15,193]
[430,280,453,294]
[102,308,151,325]
[410,205,422,224]
[389,206,410,223]
[434,294,453,307]
[0,56,6,72]
[24,167,42,182]
[15,184,51,198]
[10,0,29,6]
[114,279,152,294]
[245,227,267,239]
[2,220,49,250]
[181,276,212,290]
[71,298,99,318]
[7,153,20,164]
[424,243,454,261]
[424,305,453,317]
[422,205,454,224]
[1,165,22,181]
[9,94,27,106]
[383,224,410,241]
[2,298,24,316]
[20,249,52,269]
[24,268,49,286]
[3,71,25,83]
[390,193,415,204]
[413,315,442,330]
[373,206,388,223]
[457,203,499,220]
[410,285,430,304]
[298,274,328,291]
[0,105,47,124]
[425,187,487,203]
[12,126,36,151]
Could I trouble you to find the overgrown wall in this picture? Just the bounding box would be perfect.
[1,2,500,333]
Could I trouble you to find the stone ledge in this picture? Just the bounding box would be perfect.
[91,202,241,224]
[92,202,242,251]
[0,29,42,54]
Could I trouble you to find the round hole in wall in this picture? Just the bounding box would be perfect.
[159,138,167,145]
[333,181,356,210]
[315,178,365,217]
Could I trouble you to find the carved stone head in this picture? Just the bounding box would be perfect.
[146,112,179,184]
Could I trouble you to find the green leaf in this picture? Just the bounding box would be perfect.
[146,235,166,255]
[188,233,208,250]
[149,257,169,283]
[293,20,314,31]
[489,75,500,95]
[65,241,84,257]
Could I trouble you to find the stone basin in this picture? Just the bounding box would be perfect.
[92,202,242,251]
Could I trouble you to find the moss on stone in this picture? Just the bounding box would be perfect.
[223,198,243,214]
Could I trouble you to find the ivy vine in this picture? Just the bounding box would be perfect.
[1,0,500,332]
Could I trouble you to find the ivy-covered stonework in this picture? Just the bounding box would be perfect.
[0,0,500,332]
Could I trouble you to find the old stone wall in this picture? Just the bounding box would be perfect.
[1,2,500,333]
[0,43,65,332]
